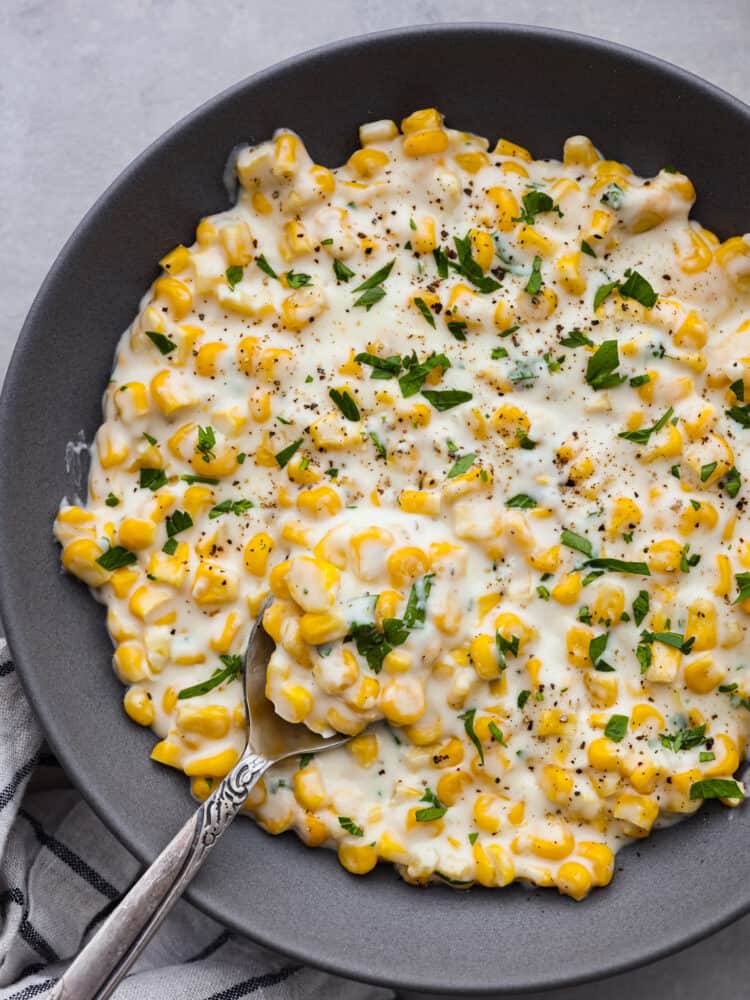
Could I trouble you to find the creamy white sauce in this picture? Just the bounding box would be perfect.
[55,110,750,899]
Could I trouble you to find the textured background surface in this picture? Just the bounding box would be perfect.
[2,1,750,997]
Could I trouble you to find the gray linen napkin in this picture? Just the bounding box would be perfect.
[0,637,394,1000]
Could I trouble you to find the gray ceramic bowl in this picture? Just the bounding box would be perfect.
[2,23,750,996]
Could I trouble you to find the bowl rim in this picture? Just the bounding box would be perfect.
[3,21,750,995]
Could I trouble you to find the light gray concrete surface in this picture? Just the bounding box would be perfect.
[2,1,750,997]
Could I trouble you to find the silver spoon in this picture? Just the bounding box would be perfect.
[52,598,352,999]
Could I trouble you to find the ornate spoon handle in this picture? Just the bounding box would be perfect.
[51,750,270,1000]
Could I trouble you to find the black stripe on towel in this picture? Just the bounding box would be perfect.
[188,928,232,962]
[204,966,302,999]
[1,886,60,963]
[20,809,121,900]
[6,978,58,1000]
[0,753,39,811]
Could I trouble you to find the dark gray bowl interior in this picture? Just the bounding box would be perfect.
[2,23,750,995]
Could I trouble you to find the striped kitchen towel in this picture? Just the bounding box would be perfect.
[0,638,394,1000]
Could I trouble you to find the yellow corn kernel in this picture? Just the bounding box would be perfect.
[192,561,239,606]
[281,286,327,331]
[252,191,273,215]
[473,794,502,834]
[299,610,348,645]
[494,137,532,161]
[469,229,495,271]
[154,276,192,320]
[563,135,600,167]
[375,831,408,865]
[592,583,625,625]
[62,538,110,587]
[184,749,240,779]
[436,770,471,808]
[412,215,437,254]
[272,132,299,178]
[487,185,519,233]
[588,737,621,772]
[678,500,718,536]
[240,532,273,578]
[338,841,378,875]
[557,861,593,901]
[279,682,314,724]
[631,704,665,730]
[159,244,190,274]
[380,676,426,726]
[643,424,683,462]
[150,739,182,769]
[296,485,342,519]
[387,546,430,587]
[359,118,398,145]
[349,732,379,768]
[714,553,732,599]
[113,643,149,683]
[118,517,156,551]
[150,369,196,417]
[398,490,440,517]
[210,612,241,655]
[551,573,582,606]
[527,546,560,574]
[647,539,683,573]
[538,710,577,738]
[401,108,443,133]
[577,841,614,886]
[219,221,254,266]
[646,642,682,684]
[194,341,228,378]
[403,129,449,157]
[613,793,659,833]
[114,382,150,420]
[555,252,586,296]
[491,403,530,446]
[128,585,171,622]
[456,150,490,174]
[674,310,708,349]
[177,704,231,740]
[195,218,217,246]
[540,764,574,804]
[685,599,717,652]
[469,633,500,680]
[286,556,339,613]
[683,655,725,694]
[564,623,592,668]
[529,824,574,861]
[292,765,328,811]
[432,736,465,769]
[191,777,214,802]
[584,670,619,709]
[124,687,155,727]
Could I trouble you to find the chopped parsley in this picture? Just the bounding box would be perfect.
[524,255,543,295]
[177,654,242,700]
[196,425,216,463]
[422,389,473,411]
[585,339,625,391]
[513,189,563,225]
[619,406,674,445]
[333,258,355,282]
[209,499,254,519]
[604,714,628,743]
[285,269,311,288]
[505,494,537,509]
[225,265,243,289]
[447,453,477,479]
[274,439,303,468]
[689,779,744,801]
[256,254,278,279]
[105,493,120,507]
[458,708,484,764]
[145,330,177,355]
[338,816,364,836]
[414,296,436,328]
[329,388,360,421]
[561,529,594,558]
[560,329,593,348]
[632,590,650,627]
[581,239,597,258]
[660,723,706,753]
[139,467,168,491]
[95,546,137,571]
